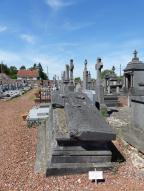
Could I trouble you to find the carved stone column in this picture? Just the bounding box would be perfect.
[69,59,74,83]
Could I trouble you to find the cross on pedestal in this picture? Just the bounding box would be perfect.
[133,50,138,58]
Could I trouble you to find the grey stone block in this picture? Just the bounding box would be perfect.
[46,162,115,176]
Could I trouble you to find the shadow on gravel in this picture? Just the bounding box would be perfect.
[108,141,125,163]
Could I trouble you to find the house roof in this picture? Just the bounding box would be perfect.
[17,69,39,78]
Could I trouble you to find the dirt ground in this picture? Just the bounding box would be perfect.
[0,89,144,191]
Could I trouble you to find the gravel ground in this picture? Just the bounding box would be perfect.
[0,90,144,191]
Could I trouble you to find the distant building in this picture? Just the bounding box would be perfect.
[17,69,39,80]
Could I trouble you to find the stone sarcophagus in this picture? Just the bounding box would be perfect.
[44,91,116,176]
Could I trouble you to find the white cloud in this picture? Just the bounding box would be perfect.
[0,25,7,32]
[45,0,74,10]
[20,34,36,44]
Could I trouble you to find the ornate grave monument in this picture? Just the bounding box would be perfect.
[83,60,93,90]
[61,60,75,93]
[95,58,108,110]
[123,51,144,153]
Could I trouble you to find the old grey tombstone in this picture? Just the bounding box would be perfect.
[65,64,70,83]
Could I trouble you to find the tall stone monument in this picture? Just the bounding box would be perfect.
[69,59,74,83]
[87,71,92,90]
[67,59,75,92]
[83,60,89,90]
[53,75,58,90]
[61,60,75,94]
[95,58,105,107]
[65,64,70,83]
[123,50,144,153]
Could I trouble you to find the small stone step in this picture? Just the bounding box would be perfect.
[53,150,112,156]
[46,162,115,176]
[52,155,111,163]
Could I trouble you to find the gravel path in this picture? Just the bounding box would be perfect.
[0,90,144,191]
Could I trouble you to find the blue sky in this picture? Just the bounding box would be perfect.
[0,0,144,79]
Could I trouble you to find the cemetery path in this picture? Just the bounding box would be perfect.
[0,90,144,191]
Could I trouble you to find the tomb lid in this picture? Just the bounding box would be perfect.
[124,50,144,71]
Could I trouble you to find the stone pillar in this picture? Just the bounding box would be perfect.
[108,86,111,94]
[125,77,128,88]
[88,71,91,90]
[83,60,88,90]
[61,71,65,83]
[131,74,133,88]
[69,59,74,83]
[63,71,66,81]
[105,78,108,92]
[116,86,120,94]
[65,64,70,82]
[124,76,126,87]
[95,58,105,105]
[53,75,58,90]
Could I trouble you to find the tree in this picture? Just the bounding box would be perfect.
[0,62,10,75]
[74,77,81,83]
[9,66,17,79]
[20,65,26,70]
[10,66,17,72]
[32,62,48,80]
[0,62,17,79]
[33,63,37,69]
[100,69,115,79]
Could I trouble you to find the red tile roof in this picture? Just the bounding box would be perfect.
[17,69,39,78]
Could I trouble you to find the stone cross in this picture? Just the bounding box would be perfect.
[83,59,88,90]
[84,59,87,70]
[133,50,138,58]
[69,59,74,83]
[95,58,104,105]
[95,58,103,84]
